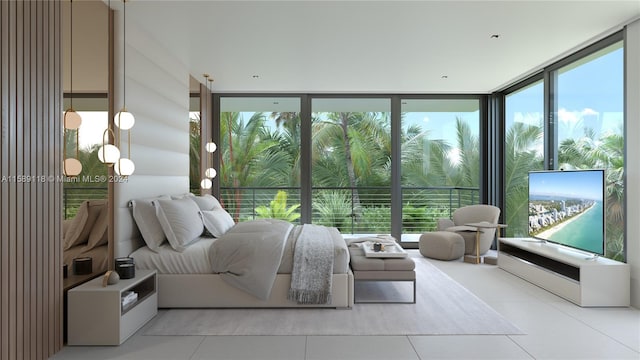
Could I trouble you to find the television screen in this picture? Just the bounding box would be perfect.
[528,169,605,255]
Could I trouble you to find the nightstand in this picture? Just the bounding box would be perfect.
[67,269,157,345]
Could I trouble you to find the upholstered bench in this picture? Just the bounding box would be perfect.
[418,231,465,261]
[347,244,416,303]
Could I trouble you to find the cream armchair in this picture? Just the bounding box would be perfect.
[436,205,501,256]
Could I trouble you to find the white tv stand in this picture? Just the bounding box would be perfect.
[497,238,630,307]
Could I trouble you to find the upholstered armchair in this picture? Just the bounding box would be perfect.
[436,205,501,256]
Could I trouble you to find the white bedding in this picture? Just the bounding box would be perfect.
[130,225,351,276]
[131,237,216,274]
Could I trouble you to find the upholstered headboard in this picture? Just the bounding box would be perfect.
[111,19,191,259]
[114,176,189,259]
[114,176,189,258]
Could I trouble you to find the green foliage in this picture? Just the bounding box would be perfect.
[359,206,390,233]
[504,121,544,237]
[313,191,353,232]
[255,191,301,222]
[216,108,625,261]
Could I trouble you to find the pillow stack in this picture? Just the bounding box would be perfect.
[193,194,235,238]
[131,193,235,253]
[63,199,108,251]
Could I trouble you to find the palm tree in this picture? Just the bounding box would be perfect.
[219,112,289,221]
[312,111,391,225]
[504,122,544,236]
[558,128,625,260]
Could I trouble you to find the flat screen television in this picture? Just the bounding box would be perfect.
[528,169,605,256]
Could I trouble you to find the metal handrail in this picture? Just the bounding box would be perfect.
[218,185,479,234]
[62,186,108,219]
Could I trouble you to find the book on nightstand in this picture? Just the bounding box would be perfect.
[121,290,138,311]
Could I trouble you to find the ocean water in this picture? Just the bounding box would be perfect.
[548,201,604,254]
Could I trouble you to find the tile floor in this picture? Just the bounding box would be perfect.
[51,251,640,360]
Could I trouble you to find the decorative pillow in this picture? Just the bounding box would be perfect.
[83,202,109,251]
[63,199,107,250]
[153,197,204,252]
[200,208,235,237]
[130,195,170,252]
[170,193,195,200]
[189,194,223,211]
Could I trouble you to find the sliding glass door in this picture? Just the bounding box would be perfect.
[310,98,391,235]
[218,97,302,223]
[551,40,625,260]
[400,98,480,241]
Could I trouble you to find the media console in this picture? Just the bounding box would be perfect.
[497,238,630,307]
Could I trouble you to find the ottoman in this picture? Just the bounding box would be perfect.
[419,231,465,260]
[348,245,416,303]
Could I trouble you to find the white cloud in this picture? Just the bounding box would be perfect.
[557,108,579,123]
[581,107,599,116]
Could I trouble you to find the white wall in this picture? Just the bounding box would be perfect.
[626,19,640,308]
[112,10,190,258]
[62,0,109,93]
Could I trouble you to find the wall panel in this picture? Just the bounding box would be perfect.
[626,19,640,309]
[0,1,63,359]
[111,8,190,259]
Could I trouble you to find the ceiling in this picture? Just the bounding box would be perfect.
[125,0,639,94]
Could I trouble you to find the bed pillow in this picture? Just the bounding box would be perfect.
[153,197,204,252]
[200,208,235,237]
[194,194,224,211]
[170,193,195,200]
[172,193,224,212]
[83,202,109,251]
[64,199,107,250]
[131,195,170,252]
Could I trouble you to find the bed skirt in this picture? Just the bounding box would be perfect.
[156,271,354,309]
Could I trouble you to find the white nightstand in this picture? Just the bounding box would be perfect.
[67,269,158,345]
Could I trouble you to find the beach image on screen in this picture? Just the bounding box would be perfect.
[528,170,604,255]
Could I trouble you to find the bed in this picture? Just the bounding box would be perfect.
[62,199,110,275]
[118,193,354,309]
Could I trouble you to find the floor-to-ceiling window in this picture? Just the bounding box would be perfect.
[504,80,544,237]
[310,98,391,235]
[218,97,302,223]
[551,39,625,260]
[214,95,486,241]
[501,33,625,260]
[400,98,481,241]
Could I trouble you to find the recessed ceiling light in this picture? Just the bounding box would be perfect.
[490,34,500,39]
[441,75,448,79]
[252,75,260,79]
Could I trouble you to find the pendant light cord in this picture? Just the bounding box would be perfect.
[123,0,126,109]
[69,0,73,109]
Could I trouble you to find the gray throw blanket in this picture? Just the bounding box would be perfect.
[287,224,334,304]
[210,219,293,300]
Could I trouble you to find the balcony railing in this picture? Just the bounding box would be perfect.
[63,186,108,219]
[64,185,479,234]
[218,186,479,235]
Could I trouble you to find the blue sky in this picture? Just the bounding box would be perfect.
[529,170,604,201]
[506,44,624,142]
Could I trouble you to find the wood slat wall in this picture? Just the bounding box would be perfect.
[1,1,63,359]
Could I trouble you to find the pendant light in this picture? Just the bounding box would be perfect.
[63,0,82,177]
[201,74,216,189]
[98,128,120,165]
[98,0,120,167]
[114,0,135,176]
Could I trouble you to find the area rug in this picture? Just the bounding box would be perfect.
[143,253,523,336]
